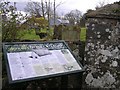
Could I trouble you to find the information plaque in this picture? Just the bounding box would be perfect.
[3,40,84,84]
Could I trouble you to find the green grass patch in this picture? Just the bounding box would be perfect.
[80,27,86,41]
[20,29,40,40]
[19,27,86,41]
[20,28,54,40]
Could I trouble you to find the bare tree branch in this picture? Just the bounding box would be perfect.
[55,1,64,8]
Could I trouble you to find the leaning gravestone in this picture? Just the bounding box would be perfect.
[84,19,120,89]
[62,26,80,42]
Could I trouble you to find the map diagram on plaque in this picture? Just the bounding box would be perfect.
[7,49,81,81]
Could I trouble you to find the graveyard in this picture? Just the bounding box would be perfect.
[1,1,120,90]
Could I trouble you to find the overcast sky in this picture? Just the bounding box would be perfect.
[6,0,120,15]
[56,0,120,15]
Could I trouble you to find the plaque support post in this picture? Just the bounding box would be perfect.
[60,75,68,89]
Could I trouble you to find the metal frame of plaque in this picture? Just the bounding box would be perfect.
[3,40,84,84]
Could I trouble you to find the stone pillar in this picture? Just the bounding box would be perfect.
[84,18,120,88]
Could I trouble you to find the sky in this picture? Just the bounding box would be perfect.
[5,0,120,15]
[57,0,120,15]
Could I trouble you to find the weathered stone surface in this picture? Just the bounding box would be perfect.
[84,19,120,88]
[85,71,116,88]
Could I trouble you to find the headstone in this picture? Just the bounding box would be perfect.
[62,26,81,42]
[35,27,40,35]
[53,25,62,40]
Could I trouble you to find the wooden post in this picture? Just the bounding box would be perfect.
[61,75,68,89]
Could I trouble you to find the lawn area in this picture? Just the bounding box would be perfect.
[80,27,86,41]
[20,28,54,41]
[20,29,40,40]
[20,27,86,41]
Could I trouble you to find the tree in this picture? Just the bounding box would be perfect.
[24,2,42,17]
[53,0,64,25]
[25,1,53,31]
[24,1,54,18]
[1,2,27,41]
[24,1,63,26]
[64,9,82,25]
[41,0,45,18]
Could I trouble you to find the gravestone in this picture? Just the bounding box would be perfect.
[84,19,120,88]
[53,25,62,40]
[53,25,81,42]
[62,29,80,42]
[62,26,81,42]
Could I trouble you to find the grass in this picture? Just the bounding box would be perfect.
[20,27,86,41]
[20,28,54,41]
[20,29,40,40]
[80,27,86,41]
